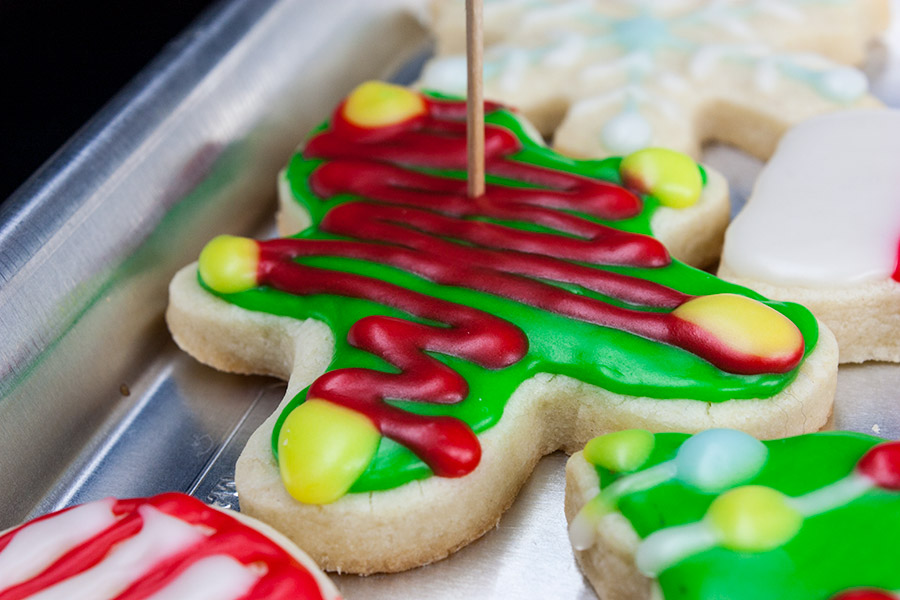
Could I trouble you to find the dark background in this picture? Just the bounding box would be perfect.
[1,0,219,203]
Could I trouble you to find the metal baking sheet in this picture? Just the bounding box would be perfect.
[1,1,899,598]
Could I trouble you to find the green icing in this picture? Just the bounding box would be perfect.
[201,96,819,493]
[593,432,900,598]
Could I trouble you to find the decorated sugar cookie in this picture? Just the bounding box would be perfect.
[166,82,838,574]
[422,0,887,159]
[0,493,340,599]
[719,110,900,363]
[566,429,900,600]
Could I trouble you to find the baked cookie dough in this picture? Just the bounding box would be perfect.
[566,429,900,599]
[167,82,838,574]
[719,110,900,363]
[422,0,888,159]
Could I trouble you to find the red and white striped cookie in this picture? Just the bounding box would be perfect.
[0,493,340,600]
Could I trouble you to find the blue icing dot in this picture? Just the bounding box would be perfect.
[612,15,671,52]
[674,429,768,493]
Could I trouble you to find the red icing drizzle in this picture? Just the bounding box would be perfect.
[832,590,898,600]
[0,494,329,600]
[258,96,803,479]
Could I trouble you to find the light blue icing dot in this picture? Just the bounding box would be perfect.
[674,429,768,493]
[612,15,671,52]
[815,67,868,103]
[601,111,653,154]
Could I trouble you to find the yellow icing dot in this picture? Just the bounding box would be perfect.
[707,485,802,552]
[197,235,260,294]
[277,398,381,504]
[584,429,655,473]
[342,81,426,128]
[672,294,803,360]
[620,148,702,209]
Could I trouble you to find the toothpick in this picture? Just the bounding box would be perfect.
[466,0,485,198]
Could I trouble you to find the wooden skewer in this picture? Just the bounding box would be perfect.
[466,0,485,198]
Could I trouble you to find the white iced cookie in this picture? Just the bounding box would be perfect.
[422,0,888,159]
[719,109,900,363]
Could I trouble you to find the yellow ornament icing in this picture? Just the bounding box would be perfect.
[707,485,803,552]
[673,293,803,360]
[198,235,260,294]
[584,429,655,473]
[620,148,702,209]
[277,398,381,504]
[342,81,426,128]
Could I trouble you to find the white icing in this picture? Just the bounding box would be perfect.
[424,0,869,167]
[540,34,589,68]
[27,505,205,600]
[723,110,900,288]
[754,1,805,22]
[789,51,834,70]
[601,110,653,154]
[635,522,719,577]
[710,13,755,39]
[568,505,600,551]
[419,56,468,96]
[612,461,679,496]
[657,72,690,94]
[498,49,531,93]
[580,51,655,85]
[654,95,684,120]
[754,57,780,94]
[628,431,877,576]
[519,0,592,31]
[567,91,629,118]
[688,45,728,80]
[144,555,260,600]
[690,43,769,81]
[0,499,118,590]
[634,467,875,576]
[816,66,868,103]
[789,472,873,516]
[569,461,677,551]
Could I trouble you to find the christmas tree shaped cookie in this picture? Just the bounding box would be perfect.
[167,82,837,573]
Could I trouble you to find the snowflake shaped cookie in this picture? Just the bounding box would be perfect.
[422,0,887,158]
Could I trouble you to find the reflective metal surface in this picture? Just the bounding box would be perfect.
[1,1,899,598]
[0,0,429,524]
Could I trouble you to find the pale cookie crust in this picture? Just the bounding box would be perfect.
[421,0,888,160]
[718,264,900,364]
[167,265,838,573]
[565,450,659,600]
[276,164,731,270]
[716,110,900,364]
